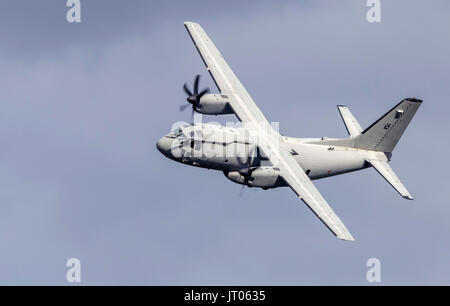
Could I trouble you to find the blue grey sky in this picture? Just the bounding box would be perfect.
[0,0,449,285]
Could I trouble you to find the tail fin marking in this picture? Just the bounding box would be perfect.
[354,98,422,153]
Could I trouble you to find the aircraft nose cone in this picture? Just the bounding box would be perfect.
[156,137,173,156]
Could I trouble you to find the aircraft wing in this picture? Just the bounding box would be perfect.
[269,140,355,241]
[184,22,268,124]
[184,22,354,241]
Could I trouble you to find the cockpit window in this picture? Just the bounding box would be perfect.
[173,127,182,135]
[171,127,186,138]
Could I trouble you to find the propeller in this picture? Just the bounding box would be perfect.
[238,145,258,183]
[238,184,246,198]
[237,146,258,197]
[238,184,257,197]
[180,75,210,116]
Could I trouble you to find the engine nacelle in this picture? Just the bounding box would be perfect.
[224,167,286,189]
[197,94,234,115]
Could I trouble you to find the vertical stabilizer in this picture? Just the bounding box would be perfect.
[354,98,422,152]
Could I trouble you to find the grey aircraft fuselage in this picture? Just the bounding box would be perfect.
[157,123,370,189]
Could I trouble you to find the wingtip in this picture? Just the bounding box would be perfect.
[403,195,414,200]
[184,21,199,27]
[338,236,355,242]
[336,231,355,241]
[405,97,423,103]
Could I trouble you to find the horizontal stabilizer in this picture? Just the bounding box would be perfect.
[337,105,363,137]
[366,159,413,200]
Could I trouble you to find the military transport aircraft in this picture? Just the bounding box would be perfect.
[157,22,422,241]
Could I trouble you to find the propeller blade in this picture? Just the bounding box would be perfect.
[180,104,190,112]
[236,156,245,168]
[197,87,210,100]
[247,145,256,167]
[193,75,201,95]
[238,185,246,197]
[183,83,193,96]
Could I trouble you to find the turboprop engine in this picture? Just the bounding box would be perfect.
[180,75,234,115]
[196,93,233,115]
[224,167,286,189]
